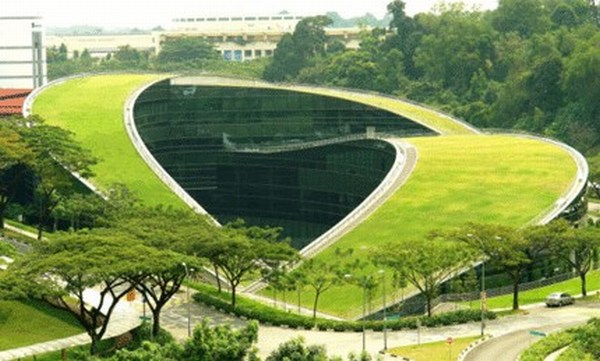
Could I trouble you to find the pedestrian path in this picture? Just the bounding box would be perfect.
[0,290,141,361]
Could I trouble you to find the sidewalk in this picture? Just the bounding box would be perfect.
[0,290,141,361]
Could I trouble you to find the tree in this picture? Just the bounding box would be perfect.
[589,154,600,198]
[109,206,214,336]
[493,0,551,37]
[376,239,473,316]
[17,116,97,240]
[196,222,297,308]
[301,258,344,319]
[263,16,333,81]
[16,231,154,354]
[0,118,33,229]
[181,319,259,361]
[547,221,600,296]
[455,223,550,310]
[157,37,217,64]
[266,337,330,361]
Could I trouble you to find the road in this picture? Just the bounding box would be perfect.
[161,289,600,360]
[463,302,600,361]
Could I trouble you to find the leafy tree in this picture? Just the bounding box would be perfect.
[376,239,473,316]
[181,319,259,361]
[16,231,154,354]
[301,257,344,319]
[0,119,33,229]
[157,37,217,64]
[589,154,600,198]
[493,0,551,37]
[547,221,600,296]
[16,116,97,239]
[266,337,330,361]
[196,222,297,308]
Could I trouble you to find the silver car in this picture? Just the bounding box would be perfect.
[545,292,574,307]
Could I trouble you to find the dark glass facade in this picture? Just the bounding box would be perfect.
[134,80,433,247]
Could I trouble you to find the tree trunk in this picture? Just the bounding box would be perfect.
[512,281,519,310]
[426,296,432,317]
[0,202,6,229]
[152,304,163,337]
[297,287,301,314]
[214,264,221,293]
[580,272,587,297]
[90,335,99,355]
[231,284,237,308]
[312,292,320,319]
[37,222,44,241]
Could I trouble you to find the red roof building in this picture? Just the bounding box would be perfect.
[0,89,31,116]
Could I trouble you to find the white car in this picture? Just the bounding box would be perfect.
[545,292,574,307]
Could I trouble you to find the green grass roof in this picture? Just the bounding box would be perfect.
[32,74,579,318]
[33,74,185,208]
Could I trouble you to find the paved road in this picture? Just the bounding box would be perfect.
[161,289,600,360]
[463,322,581,361]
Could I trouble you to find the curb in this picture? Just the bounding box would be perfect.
[457,335,493,361]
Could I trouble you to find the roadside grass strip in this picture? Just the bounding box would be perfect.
[0,300,83,351]
[32,74,185,208]
[388,336,481,361]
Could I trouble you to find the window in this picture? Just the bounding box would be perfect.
[219,17,229,21]
[258,16,269,20]
[196,18,204,22]
[244,17,256,21]
[207,18,216,21]
[265,49,273,56]
[272,16,282,20]
[284,16,293,20]
[232,17,242,21]
[254,50,262,57]
[244,50,252,57]
[224,50,232,61]
[234,50,242,61]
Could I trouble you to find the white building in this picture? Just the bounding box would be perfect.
[46,15,363,62]
[0,17,47,89]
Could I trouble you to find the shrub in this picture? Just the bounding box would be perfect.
[191,282,497,332]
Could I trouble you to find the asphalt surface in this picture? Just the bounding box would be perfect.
[161,289,600,360]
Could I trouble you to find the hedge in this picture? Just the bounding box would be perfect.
[519,330,574,361]
[191,282,496,332]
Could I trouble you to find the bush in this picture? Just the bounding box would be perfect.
[519,330,574,361]
[191,282,497,332]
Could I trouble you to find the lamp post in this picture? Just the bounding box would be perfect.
[379,269,388,351]
[182,262,192,338]
[345,273,367,352]
[467,233,486,337]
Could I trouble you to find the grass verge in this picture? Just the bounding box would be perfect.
[0,299,83,351]
[387,336,481,361]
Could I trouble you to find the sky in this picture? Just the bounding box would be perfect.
[4,0,499,29]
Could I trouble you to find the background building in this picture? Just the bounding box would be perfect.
[46,15,363,62]
[0,16,47,89]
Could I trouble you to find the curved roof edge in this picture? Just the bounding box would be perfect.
[123,76,221,226]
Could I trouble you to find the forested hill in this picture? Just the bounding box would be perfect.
[264,0,600,158]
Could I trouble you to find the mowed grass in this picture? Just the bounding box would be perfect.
[465,270,600,310]
[388,336,481,361]
[291,86,476,135]
[32,74,185,208]
[0,300,83,350]
[287,135,577,318]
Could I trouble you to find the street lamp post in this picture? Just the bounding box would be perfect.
[182,262,192,338]
[379,269,387,351]
[345,273,367,352]
[468,233,486,337]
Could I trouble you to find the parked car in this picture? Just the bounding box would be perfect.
[545,292,574,307]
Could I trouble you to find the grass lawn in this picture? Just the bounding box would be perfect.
[388,336,481,361]
[283,134,577,318]
[32,74,185,208]
[464,270,600,310]
[0,300,83,351]
[287,86,476,135]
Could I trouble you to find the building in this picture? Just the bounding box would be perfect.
[0,16,47,89]
[45,15,364,62]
